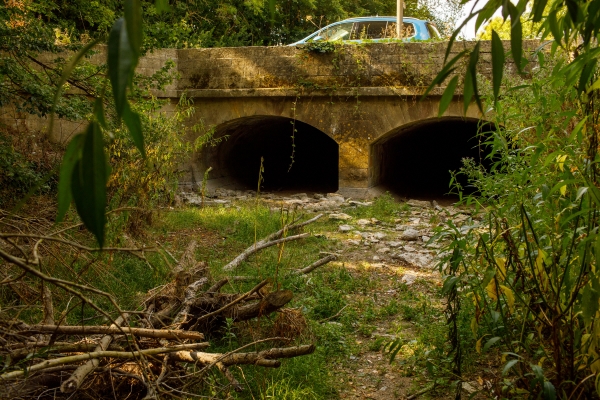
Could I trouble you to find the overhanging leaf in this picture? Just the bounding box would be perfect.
[124,0,143,61]
[57,134,85,222]
[423,50,468,98]
[155,0,170,13]
[108,17,134,118]
[532,0,549,22]
[123,102,145,157]
[71,122,108,247]
[491,30,505,101]
[438,76,458,117]
[510,15,523,71]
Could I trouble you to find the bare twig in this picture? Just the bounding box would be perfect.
[192,280,270,324]
[60,314,128,393]
[222,214,322,271]
[0,343,210,381]
[223,233,310,271]
[318,305,348,323]
[292,254,336,275]
[17,325,204,341]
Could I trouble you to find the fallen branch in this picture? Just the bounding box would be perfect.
[292,254,336,275]
[223,214,322,272]
[407,382,436,400]
[1,342,210,381]
[17,325,204,341]
[170,344,315,367]
[223,233,310,271]
[318,305,348,323]
[193,280,270,325]
[8,343,126,362]
[60,313,128,393]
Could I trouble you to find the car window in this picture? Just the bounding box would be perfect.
[314,22,355,41]
[386,22,416,38]
[352,21,389,39]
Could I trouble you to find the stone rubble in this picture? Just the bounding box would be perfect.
[178,188,480,274]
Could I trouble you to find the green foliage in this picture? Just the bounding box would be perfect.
[303,41,336,54]
[476,15,542,40]
[435,49,600,397]
[0,133,58,206]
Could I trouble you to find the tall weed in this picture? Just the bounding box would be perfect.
[438,52,600,398]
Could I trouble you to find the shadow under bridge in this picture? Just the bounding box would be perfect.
[370,117,495,199]
[201,116,339,192]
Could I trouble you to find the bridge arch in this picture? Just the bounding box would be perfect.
[197,115,339,192]
[369,117,494,199]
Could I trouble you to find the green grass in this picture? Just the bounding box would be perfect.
[1,198,450,399]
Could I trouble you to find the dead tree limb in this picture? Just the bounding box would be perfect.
[222,214,322,272]
[223,233,310,271]
[193,280,270,325]
[227,290,293,322]
[170,344,315,367]
[17,325,204,341]
[292,254,337,275]
[0,342,210,381]
[8,343,126,363]
[60,313,128,393]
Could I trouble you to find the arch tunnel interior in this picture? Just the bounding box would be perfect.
[370,118,494,200]
[203,116,339,193]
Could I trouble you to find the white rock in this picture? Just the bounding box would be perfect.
[373,255,381,261]
[346,239,361,245]
[329,213,352,220]
[407,199,431,208]
[462,382,478,394]
[349,200,373,206]
[400,229,420,241]
[284,199,304,205]
[393,252,435,269]
[356,219,372,226]
[339,224,355,232]
[387,241,402,248]
[373,232,386,240]
[291,193,308,199]
[401,273,417,285]
[377,247,391,254]
[327,193,345,203]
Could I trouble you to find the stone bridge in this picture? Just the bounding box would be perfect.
[163,41,535,198]
[4,41,534,199]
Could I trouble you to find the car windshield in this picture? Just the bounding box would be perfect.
[314,22,354,41]
[311,21,415,41]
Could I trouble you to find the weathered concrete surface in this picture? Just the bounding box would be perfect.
[0,41,538,195]
[171,41,536,193]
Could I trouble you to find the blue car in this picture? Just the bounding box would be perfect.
[289,16,440,45]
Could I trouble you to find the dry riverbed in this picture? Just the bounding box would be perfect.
[168,190,481,399]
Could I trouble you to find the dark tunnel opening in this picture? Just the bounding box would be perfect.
[210,116,339,192]
[371,118,494,200]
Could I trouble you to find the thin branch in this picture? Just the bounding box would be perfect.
[17,325,205,341]
[0,343,210,381]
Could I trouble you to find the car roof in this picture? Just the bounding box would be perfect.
[328,16,425,23]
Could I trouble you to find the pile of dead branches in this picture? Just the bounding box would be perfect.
[0,211,333,399]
